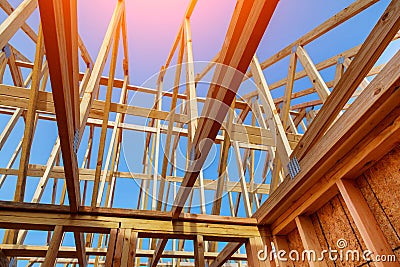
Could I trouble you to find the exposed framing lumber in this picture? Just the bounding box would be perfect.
[0,138,22,188]
[103,77,128,208]
[337,179,400,267]
[273,235,293,267]
[209,242,243,267]
[246,236,270,267]
[0,108,22,150]
[14,26,44,202]
[0,165,271,195]
[254,49,400,227]
[211,100,236,217]
[157,28,184,212]
[232,141,252,217]
[280,51,297,129]
[0,0,399,265]
[0,0,36,42]
[120,229,132,266]
[293,0,400,160]
[0,201,261,239]
[0,0,37,49]
[171,0,279,219]
[250,55,292,177]
[295,216,328,267]
[0,0,94,66]
[244,0,379,79]
[258,227,276,267]
[295,45,330,102]
[38,0,80,212]
[42,225,63,267]
[6,46,24,87]
[74,231,87,267]
[149,238,168,267]
[194,235,205,267]
[113,227,125,267]
[92,14,122,207]
[184,17,206,214]
[150,66,165,211]
[105,229,118,267]
[164,0,198,69]
[0,245,248,261]
[78,0,125,138]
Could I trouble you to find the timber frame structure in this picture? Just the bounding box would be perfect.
[0,0,399,266]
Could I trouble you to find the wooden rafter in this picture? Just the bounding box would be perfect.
[171,0,279,219]
[38,0,80,212]
[293,0,400,160]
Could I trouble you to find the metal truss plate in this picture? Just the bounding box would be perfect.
[288,156,301,179]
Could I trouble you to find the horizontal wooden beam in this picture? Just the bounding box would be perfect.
[0,244,248,260]
[0,210,259,241]
[15,59,256,110]
[0,82,302,146]
[0,164,271,195]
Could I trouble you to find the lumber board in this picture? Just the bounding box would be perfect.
[38,0,81,212]
[293,0,400,160]
[171,0,279,219]
[253,49,400,225]
[0,0,37,49]
[244,0,379,79]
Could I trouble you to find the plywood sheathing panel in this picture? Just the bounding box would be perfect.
[356,144,400,256]
[311,195,370,267]
[395,250,400,265]
[287,228,309,267]
[310,214,335,267]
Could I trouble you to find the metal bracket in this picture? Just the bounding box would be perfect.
[3,44,11,58]
[73,129,79,153]
[337,56,345,65]
[288,157,301,179]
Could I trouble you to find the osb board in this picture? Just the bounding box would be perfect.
[310,214,335,267]
[395,249,400,264]
[356,144,400,252]
[311,195,371,267]
[287,228,309,267]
